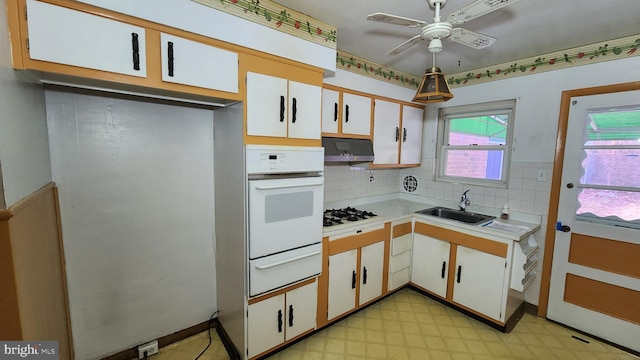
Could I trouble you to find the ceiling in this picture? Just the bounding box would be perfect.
[272,0,640,76]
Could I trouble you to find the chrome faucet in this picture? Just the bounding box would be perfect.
[459,190,470,211]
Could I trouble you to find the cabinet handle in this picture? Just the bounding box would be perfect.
[441,261,446,279]
[333,103,338,122]
[351,270,356,289]
[403,128,407,142]
[395,127,399,142]
[131,33,140,71]
[457,265,462,283]
[288,304,294,327]
[277,309,283,333]
[363,266,368,285]
[292,97,297,123]
[167,41,174,77]
[345,105,350,123]
[280,96,285,122]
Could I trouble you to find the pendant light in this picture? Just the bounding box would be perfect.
[412,39,454,104]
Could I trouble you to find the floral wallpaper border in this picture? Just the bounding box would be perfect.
[337,35,640,90]
[336,51,423,89]
[447,34,640,88]
[192,0,336,49]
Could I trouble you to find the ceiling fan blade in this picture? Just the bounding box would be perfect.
[367,12,427,28]
[385,35,423,56]
[448,0,521,25]
[449,27,496,49]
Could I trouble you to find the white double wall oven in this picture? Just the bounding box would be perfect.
[246,145,324,297]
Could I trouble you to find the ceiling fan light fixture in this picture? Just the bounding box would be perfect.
[412,66,454,104]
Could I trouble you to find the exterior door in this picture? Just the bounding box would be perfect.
[547,89,640,352]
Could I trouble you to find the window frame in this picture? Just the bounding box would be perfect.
[435,99,517,187]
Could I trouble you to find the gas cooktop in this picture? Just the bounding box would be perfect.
[323,207,377,227]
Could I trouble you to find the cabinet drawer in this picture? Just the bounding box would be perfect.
[391,233,412,256]
[389,267,411,291]
[389,250,411,273]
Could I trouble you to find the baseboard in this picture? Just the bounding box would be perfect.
[215,319,241,360]
[101,320,211,360]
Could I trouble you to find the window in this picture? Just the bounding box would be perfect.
[436,100,516,186]
[576,106,640,228]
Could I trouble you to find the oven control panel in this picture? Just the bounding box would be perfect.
[260,153,286,170]
[246,145,324,174]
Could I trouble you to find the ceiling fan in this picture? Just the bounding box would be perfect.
[367,0,521,56]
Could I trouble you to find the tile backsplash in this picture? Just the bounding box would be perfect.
[323,159,554,306]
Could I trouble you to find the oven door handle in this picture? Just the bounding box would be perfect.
[254,250,321,270]
[254,181,323,190]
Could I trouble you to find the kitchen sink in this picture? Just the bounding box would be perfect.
[415,206,495,225]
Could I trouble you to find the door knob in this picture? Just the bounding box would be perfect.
[556,221,571,232]
[566,183,574,188]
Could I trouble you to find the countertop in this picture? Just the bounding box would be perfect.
[322,197,541,241]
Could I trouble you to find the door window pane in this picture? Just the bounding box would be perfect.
[575,107,640,225]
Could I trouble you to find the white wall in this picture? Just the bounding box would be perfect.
[46,88,217,359]
[0,0,51,207]
[324,68,417,102]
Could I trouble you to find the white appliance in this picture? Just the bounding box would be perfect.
[246,145,324,296]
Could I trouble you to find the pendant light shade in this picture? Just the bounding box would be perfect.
[412,66,454,104]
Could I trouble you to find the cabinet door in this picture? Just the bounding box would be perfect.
[321,88,340,133]
[341,93,372,136]
[400,106,424,165]
[453,246,507,321]
[359,241,385,305]
[247,294,285,358]
[411,233,450,298]
[285,281,317,341]
[27,0,146,77]
[327,249,357,320]
[372,99,401,165]
[160,33,238,93]
[246,72,288,137]
[288,81,322,139]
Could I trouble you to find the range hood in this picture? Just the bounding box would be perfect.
[322,137,375,163]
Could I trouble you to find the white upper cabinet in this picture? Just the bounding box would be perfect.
[160,33,238,93]
[27,0,147,77]
[247,72,321,140]
[288,81,322,139]
[372,99,401,165]
[373,102,424,166]
[399,106,424,165]
[321,88,340,133]
[341,92,372,136]
[247,72,289,137]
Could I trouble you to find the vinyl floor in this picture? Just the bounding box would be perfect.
[135,288,639,360]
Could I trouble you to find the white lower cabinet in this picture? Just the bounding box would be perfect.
[359,241,385,305]
[247,281,317,358]
[411,233,450,298]
[327,249,357,320]
[411,221,513,324]
[327,241,385,321]
[453,245,507,321]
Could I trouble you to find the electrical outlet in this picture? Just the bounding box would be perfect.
[537,169,547,181]
[369,175,375,183]
[138,340,158,359]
